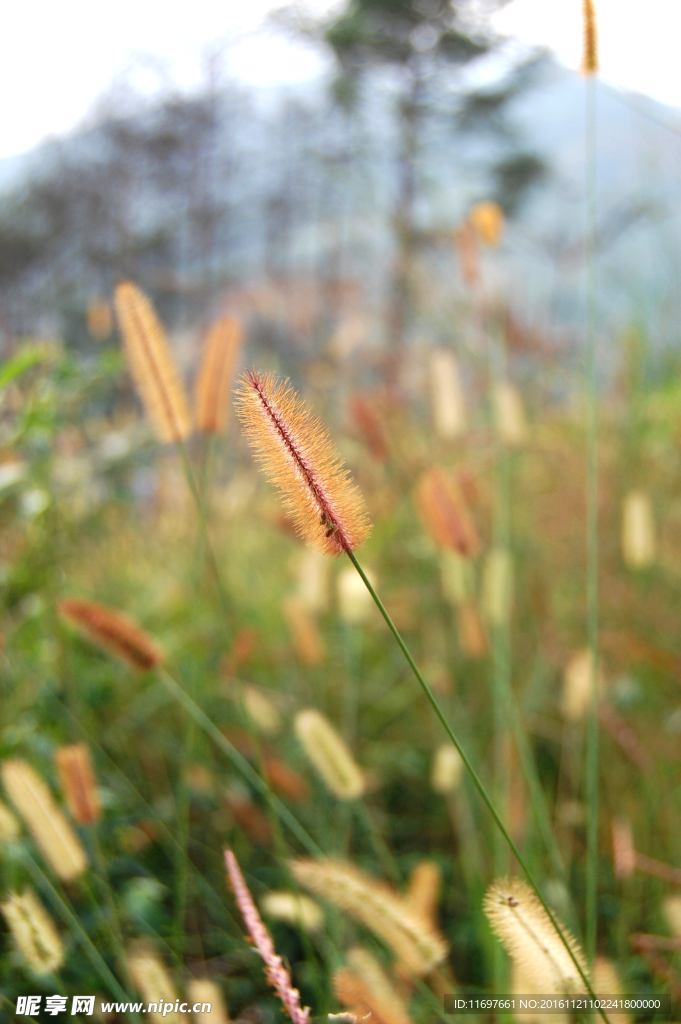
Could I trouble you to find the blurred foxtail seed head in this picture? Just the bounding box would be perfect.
[59,598,162,672]
[469,201,505,248]
[195,316,243,434]
[582,0,599,74]
[55,743,101,826]
[294,709,365,801]
[114,281,192,443]
[1,889,64,975]
[291,858,448,975]
[1,759,88,882]
[187,980,229,1024]
[415,469,479,557]
[334,948,414,1024]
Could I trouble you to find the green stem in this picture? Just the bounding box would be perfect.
[346,549,610,1024]
[355,799,402,885]
[584,70,600,965]
[175,439,230,619]
[157,667,323,857]
[23,854,135,1018]
[174,702,195,960]
[88,831,132,990]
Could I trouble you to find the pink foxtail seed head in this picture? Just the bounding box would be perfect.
[225,848,311,1024]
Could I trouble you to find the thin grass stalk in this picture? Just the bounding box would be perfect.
[52,697,244,940]
[490,310,512,878]
[173,703,195,960]
[156,668,322,857]
[584,63,600,967]
[354,800,402,886]
[22,852,134,1016]
[344,550,610,1024]
[90,826,132,991]
[175,439,230,619]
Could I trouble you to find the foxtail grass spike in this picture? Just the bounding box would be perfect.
[114,281,191,443]
[235,370,371,555]
[415,468,479,556]
[195,316,243,433]
[290,858,447,975]
[1,759,88,881]
[429,350,467,438]
[406,861,441,928]
[261,891,324,931]
[59,598,162,671]
[187,980,229,1024]
[469,201,505,247]
[1,889,64,975]
[55,743,101,825]
[225,848,311,1024]
[127,941,185,1023]
[294,710,365,801]
[334,948,414,1024]
[483,878,588,994]
[621,490,656,569]
[430,745,463,794]
[582,0,598,75]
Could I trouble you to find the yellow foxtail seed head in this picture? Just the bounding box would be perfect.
[456,601,487,658]
[242,684,282,736]
[261,891,324,932]
[127,942,185,1024]
[440,551,474,607]
[561,649,603,722]
[430,745,464,795]
[1,759,88,881]
[187,979,229,1024]
[195,316,243,434]
[294,710,365,800]
[291,858,448,975]
[334,948,414,1024]
[621,490,656,569]
[55,743,101,825]
[1,889,64,975]
[428,350,466,438]
[59,598,162,672]
[295,548,330,612]
[483,877,587,994]
[482,548,513,627]
[663,895,681,938]
[337,566,376,624]
[611,817,636,879]
[493,382,528,446]
[114,281,192,443]
[406,861,441,928]
[235,370,371,555]
[469,201,505,247]
[582,0,598,75]
[283,597,326,665]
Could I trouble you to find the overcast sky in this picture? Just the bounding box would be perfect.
[1,0,680,162]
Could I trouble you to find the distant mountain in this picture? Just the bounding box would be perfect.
[0,59,679,367]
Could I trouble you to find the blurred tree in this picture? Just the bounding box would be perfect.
[324,0,488,375]
[316,0,545,379]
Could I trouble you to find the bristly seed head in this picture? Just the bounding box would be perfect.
[235,370,371,556]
